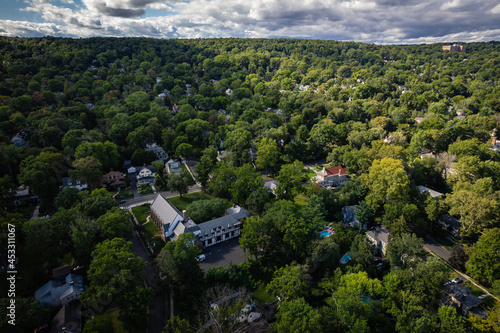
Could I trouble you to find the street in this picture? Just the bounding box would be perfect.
[423,236,451,261]
[119,184,202,208]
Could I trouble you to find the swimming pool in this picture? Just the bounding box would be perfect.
[320,230,333,238]
[340,252,352,264]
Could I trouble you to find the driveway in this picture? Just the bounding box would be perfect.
[129,172,139,198]
[423,236,452,261]
[199,238,248,271]
[130,226,166,333]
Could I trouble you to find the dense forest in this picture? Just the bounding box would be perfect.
[0,36,500,333]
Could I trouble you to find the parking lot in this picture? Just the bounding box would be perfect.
[199,238,248,271]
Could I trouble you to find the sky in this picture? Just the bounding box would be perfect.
[0,0,500,43]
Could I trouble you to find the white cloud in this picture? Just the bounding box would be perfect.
[2,0,500,43]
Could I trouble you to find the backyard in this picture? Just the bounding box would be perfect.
[92,309,129,333]
[169,191,232,211]
[131,204,151,224]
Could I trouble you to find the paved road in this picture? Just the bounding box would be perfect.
[130,225,166,333]
[423,236,452,261]
[119,184,202,208]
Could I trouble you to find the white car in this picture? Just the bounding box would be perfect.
[197,254,206,261]
[452,277,462,284]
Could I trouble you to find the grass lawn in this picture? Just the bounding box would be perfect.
[116,188,133,200]
[301,168,316,180]
[294,193,308,206]
[431,230,456,249]
[131,204,151,224]
[144,221,160,239]
[139,185,153,195]
[93,309,129,333]
[169,191,232,211]
[462,280,486,297]
[252,287,275,307]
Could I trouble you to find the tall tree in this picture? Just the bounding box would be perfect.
[69,156,103,190]
[467,228,500,286]
[255,137,280,174]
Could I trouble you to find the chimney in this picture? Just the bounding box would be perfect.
[182,210,186,221]
[339,168,341,176]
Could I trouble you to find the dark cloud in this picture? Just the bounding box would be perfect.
[93,2,145,18]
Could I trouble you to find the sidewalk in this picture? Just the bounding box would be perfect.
[424,246,500,302]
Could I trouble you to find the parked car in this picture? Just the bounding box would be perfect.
[452,277,462,284]
[197,254,206,262]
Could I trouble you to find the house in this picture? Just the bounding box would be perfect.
[264,180,279,195]
[150,194,186,241]
[11,129,30,147]
[314,165,348,186]
[417,185,443,198]
[225,205,252,221]
[366,226,390,256]
[420,152,435,159]
[13,185,38,206]
[441,283,484,317]
[102,171,125,189]
[145,143,169,162]
[491,138,500,152]
[438,214,462,238]
[35,274,84,307]
[52,264,72,279]
[217,150,231,161]
[136,166,155,185]
[442,44,466,52]
[190,215,242,248]
[51,305,82,333]
[173,104,180,112]
[165,159,182,174]
[61,177,88,191]
[342,206,360,228]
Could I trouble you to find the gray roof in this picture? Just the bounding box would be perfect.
[439,214,461,230]
[151,194,183,226]
[226,205,252,220]
[52,305,81,333]
[417,185,443,198]
[366,226,390,244]
[443,283,483,310]
[197,215,241,237]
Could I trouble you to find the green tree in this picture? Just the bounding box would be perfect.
[167,168,191,197]
[175,143,193,159]
[276,160,304,200]
[255,137,280,174]
[225,127,252,165]
[74,141,120,170]
[267,264,311,301]
[438,306,476,333]
[195,147,217,190]
[0,298,51,333]
[185,198,227,222]
[209,161,237,198]
[467,228,500,286]
[229,164,263,205]
[362,158,411,212]
[386,233,424,269]
[446,190,499,236]
[18,155,59,208]
[156,233,203,288]
[97,207,132,240]
[272,298,322,333]
[355,201,375,228]
[70,156,103,190]
[81,238,152,331]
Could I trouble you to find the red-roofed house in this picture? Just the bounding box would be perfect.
[315,165,348,186]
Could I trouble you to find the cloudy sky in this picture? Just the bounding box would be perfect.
[0,0,499,43]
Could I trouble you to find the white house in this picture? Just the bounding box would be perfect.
[145,143,169,162]
[417,185,443,198]
[165,159,182,174]
[366,226,390,256]
[136,166,155,185]
[264,180,279,195]
[314,165,348,186]
[35,274,84,307]
[61,177,88,191]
